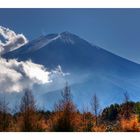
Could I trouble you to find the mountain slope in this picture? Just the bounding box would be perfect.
[3,31,140,109]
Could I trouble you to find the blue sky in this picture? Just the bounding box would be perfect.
[0,9,140,63]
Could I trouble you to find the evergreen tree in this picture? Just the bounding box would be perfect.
[20,89,38,131]
[0,96,10,131]
[52,83,77,132]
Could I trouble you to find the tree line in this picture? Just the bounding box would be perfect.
[0,84,140,132]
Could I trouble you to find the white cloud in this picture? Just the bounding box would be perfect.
[0,26,28,54]
[0,58,51,93]
[0,58,69,94]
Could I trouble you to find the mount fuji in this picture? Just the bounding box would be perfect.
[3,31,140,110]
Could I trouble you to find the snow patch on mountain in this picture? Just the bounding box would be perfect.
[28,34,61,52]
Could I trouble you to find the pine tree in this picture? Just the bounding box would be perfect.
[52,83,77,132]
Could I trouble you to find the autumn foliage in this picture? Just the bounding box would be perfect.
[0,85,140,132]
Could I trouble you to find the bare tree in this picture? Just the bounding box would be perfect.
[123,91,130,103]
[91,93,100,126]
[0,96,10,131]
[123,91,131,119]
[20,89,37,131]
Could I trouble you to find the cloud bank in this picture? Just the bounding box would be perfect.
[0,58,68,94]
[0,26,28,54]
[0,58,51,93]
